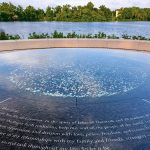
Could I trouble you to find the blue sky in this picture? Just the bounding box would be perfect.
[0,0,150,10]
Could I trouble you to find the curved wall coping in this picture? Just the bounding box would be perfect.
[0,39,150,52]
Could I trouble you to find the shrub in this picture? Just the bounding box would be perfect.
[0,31,20,40]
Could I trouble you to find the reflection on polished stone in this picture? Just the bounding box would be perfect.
[0,48,150,150]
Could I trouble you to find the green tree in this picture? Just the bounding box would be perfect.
[0,2,17,21]
[24,6,38,21]
[61,5,72,21]
[118,8,132,20]
[144,8,150,21]
[46,6,54,21]
[37,8,45,21]
[0,2,150,22]
[99,5,112,21]
[16,5,24,21]
[87,2,94,10]
[54,6,62,20]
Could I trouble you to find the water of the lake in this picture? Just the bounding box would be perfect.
[0,22,150,38]
[0,48,150,149]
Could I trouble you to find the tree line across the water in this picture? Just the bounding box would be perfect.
[0,30,150,41]
[0,2,150,21]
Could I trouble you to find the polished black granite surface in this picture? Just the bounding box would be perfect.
[0,48,150,150]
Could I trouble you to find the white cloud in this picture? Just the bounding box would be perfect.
[0,0,150,10]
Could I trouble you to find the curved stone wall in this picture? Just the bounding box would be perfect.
[0,39,150,52]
